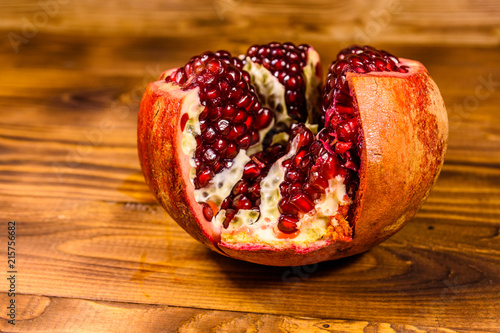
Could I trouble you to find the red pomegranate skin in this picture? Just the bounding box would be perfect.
[349,61,448,255]
[138,83,225,256]
[137,50,448,267]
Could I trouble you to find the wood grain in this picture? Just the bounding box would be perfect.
[1,0,499,48]
[1,0,500,331]
[2,294,482,333]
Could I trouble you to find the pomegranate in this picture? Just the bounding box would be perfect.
[137,43,448,266]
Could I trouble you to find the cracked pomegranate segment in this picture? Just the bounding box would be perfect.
[138,43,448,266]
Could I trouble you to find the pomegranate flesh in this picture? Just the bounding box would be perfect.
[138,43,448,266]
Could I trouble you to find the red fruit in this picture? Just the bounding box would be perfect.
[277,215,299,233]
[289,192,315,213]
[138,43,448,266]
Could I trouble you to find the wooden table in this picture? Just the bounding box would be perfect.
[1,1,499,332]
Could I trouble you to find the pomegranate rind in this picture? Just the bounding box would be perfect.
[346,58,448,257]
[138,80,225,255]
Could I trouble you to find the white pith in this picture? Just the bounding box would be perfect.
[304,48,322,124]
[243,58,292,127]
[179,51,351,246]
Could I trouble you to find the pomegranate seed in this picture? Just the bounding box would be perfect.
[278,215,299,233]
[218,79,230,95]
[279,183,289,196]
[233,194,252,210]
[201,203,214,220]
[293,150,307,168]
[233,110,247,123]
[223,209,236,228]
[226,68,241,83]
[254,108,273,130]
[203,148,219,165]
[302,183,321,199]
[228,87,243,102]
[216,119,230,135]
[221,197,231,209]
[309,141,323,155]
[334,60,348,75]
[184,62,193,76]
[289,192,315,213]
[250,100,262,113]
[278,198,298,215]
[174,70,186,84]
[284,75,299,89]
[237,94,252,109]
[207,106,222,121]
[322,154,339,177]
[206,87,220,100]
[294,127,314,148]
[247,45,259,57]
[180,113,189,132]
[286,90,299,104]
[335,142,352,154]
[285,170,302,182]
[271,48,283,57]
[244,115,254,129]
[337,119,358,142]
[225,143,238,158]
[248,183,260,199]
[241,72,251,83]
[223,105,238,118]
[238,133,251,150]
[194,157,203,170]
[288,182,302,194]
[232,180,248,195]
[336,105,355,114]
[199,108,209,121]
[298,155,313,171]
[227,124,247,140]
[197,168,213,188]
[203,126,217,143]
[243,161,261,178]
[207,59,223,74]
[199,120,207,132]
[344,160,358,171]
[213,161,224,173]
[309,171,328,191]
[250,130,260,145]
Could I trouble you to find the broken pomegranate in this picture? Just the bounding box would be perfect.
[137,43,448,266]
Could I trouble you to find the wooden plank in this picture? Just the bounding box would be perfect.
[0,192,498,330]
[1,0,499,47]
[1,14,499,332]
[0,294,493,333]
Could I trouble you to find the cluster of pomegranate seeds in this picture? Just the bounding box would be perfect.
[318,45,409,205]
[246,42,311,122]
[165,51,274,189]
[219,144,286,227]
[276,125,342,233]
